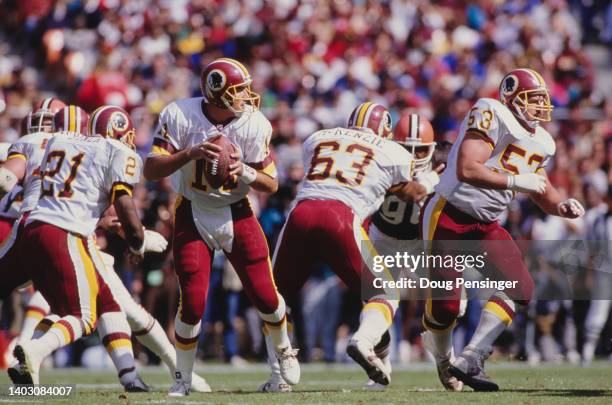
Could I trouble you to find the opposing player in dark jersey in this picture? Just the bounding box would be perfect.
[366,113,458,390]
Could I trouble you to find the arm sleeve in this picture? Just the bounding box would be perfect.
[536,156,551,173]
[389,145,414,189]
[244,115,277,178]
[108,147,142,203]
[7,141,28,161]
[148,103,183,157]
[466,99,500,149]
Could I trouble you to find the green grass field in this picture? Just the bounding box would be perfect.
[1,362,612,404]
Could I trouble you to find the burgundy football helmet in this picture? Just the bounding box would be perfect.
[499,68,553,128]
[52,105,89,135]
[200,58,260,115]
[29,97,66,133]
[88,105,135,149]
[393,113,437,172]
[347,102,393,139]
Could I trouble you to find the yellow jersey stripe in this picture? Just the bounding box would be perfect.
[77,237,98,332]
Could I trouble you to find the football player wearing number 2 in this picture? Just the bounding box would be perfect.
[144,57,298,396]
[12,105,155,389]
[421,68,585,391]
[265,102,427,389]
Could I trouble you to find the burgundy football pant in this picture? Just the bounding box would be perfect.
[272,199,381,301]
[20,221,121,333]
[420,194,534,330]
[173,197,279,325]
[0,215,29,299]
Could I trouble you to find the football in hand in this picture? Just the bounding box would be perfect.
[204,134,238,189]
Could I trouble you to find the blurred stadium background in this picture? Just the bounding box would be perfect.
[0,0,610,384]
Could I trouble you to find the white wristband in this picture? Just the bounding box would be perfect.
[128,227,146,256]
[129,242,145,256]
[239,163,257,184]
[506,175,515,189]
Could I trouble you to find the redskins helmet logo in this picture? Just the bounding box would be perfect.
[207,69,226,91]
[502,75,518,96]
[382,111,392,133]
[110,111,128,132]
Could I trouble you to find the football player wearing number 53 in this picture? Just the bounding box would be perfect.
[143,57,298,396]
[263,102,427,390]
[420,68,585,392]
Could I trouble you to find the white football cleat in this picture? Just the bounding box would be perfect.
[258,373,293,393]
[276,347,300,385]
[8,344,40,385]
[346,337,390,386]
[190,372,212,393]
[422,331,463,392]
[168,373,191,397]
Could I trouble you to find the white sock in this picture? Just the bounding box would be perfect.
[174,315,201,382]
[28,316,84,363]
[466,301,514,354]
[259,295,290,351]
[135,318,177,374]
[19,291,50,345]
[353,300,395,347]
[263,326,282,377]
[97,312,138,385]
[430,329,452,358]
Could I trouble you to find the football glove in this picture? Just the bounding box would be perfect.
[415,170,440,195]
[129,229,168,256]
[507,173,546,194]
[557,198,585,218]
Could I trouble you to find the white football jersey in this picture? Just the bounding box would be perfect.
[0,142,21,219]
[28,133,142,236]
[296,127,413,221]
[436,98,555,222]
[2,132,53,216]
[149,97,276,209]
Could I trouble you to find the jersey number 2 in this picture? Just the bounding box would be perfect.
[41,151,85,198]
[307,141,374,186]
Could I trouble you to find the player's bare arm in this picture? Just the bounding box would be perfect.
[390,181,428,203]
[143,142,222,180]
[529,172,584,219]
[112,192,145,255]
[457,132,546,194]
[228,151,278,193]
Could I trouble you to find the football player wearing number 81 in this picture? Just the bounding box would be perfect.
[421,68,585,392]
[144,57,298,396]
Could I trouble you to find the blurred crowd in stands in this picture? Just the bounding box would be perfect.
[0,0,610,368]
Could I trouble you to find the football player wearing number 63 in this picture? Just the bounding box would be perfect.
[420,68,585,392]
[143,57,298,396]
[263,102,427,390]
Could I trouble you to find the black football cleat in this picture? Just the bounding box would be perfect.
[124,376,151,392]
[449,348,499,392]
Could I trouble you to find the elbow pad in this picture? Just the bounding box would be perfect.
[0,167,18,195]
